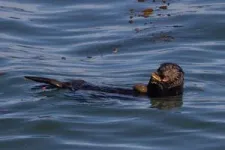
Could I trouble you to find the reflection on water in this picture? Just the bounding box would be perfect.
[150,96,183,110]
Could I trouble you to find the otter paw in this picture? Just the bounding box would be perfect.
[133,84,147,94]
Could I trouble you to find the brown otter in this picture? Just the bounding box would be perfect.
[24,63,184,98]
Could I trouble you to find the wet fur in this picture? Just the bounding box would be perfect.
[25,63,184,98]
[147,63,184,97]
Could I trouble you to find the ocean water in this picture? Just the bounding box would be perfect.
[1,0,225,149]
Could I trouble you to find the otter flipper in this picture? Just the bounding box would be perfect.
[24,76,72,89]
[24,76,87,91]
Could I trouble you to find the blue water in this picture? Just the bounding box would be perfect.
[1,0,225,149]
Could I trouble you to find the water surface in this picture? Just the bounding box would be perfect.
[1,0,225,149]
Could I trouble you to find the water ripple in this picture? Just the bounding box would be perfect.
[1,0,225,150]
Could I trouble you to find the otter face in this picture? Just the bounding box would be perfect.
[147,63,184,97]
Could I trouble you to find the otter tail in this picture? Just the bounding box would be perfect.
[24,76,72,89]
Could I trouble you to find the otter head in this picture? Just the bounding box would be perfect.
[147,63,184,97]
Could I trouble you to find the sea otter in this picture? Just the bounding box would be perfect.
[25,63,184,98]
